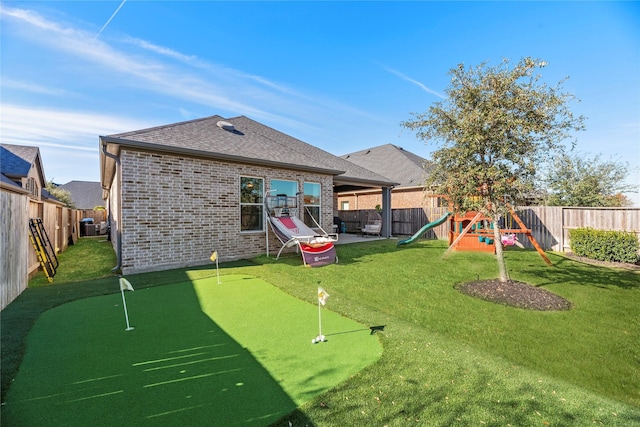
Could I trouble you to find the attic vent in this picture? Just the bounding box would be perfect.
[217,121,235,131]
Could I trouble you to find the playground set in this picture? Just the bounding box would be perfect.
[399,208,551,265]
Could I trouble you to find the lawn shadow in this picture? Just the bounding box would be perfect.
[324,327,371,337]
[271,361,640,426]
[520,255,639,290]
[2,280,297,426]
[2,259,257,403]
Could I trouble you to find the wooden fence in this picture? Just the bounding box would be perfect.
[1,191,29,311]
[515,206,640,252]
[339,206,640,253]
[1,190,77,311]
[79,209,107,223]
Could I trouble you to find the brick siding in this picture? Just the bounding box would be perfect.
[337,187,438,210]
[119,149,334,274]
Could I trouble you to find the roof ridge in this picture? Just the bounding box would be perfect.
[339,143,428,187]
[107,115,226,138]
[231,116,359,173]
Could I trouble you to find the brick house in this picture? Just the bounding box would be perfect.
[337,144,440,211]
[100,115,396,274]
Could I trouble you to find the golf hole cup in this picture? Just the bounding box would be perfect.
[312,335,326,344]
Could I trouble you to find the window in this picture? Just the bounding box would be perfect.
[25,177,38,198]
[269,179,298,215]
[240,177,263,231]
[303,182,321,228]
[341,201,349,211]
[270,179,297,198]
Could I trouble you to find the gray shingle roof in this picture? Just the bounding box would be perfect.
[1,145,33,177]
[341,144,430,188]
[0,144,46,185]
[41,188,64,205]
[0,172,25,192]
[59,181,105,209]
[102,115,396,188]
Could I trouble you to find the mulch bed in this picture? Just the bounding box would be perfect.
[457,279,572,311]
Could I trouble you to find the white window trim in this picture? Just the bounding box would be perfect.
[303,181,322,227]
[240,176,264,233]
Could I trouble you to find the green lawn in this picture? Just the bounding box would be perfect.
[2,237,639,425]
[28,237,117,287]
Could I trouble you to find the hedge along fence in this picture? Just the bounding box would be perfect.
[569,228,640,264]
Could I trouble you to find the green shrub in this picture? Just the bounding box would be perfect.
[570,227,640,263]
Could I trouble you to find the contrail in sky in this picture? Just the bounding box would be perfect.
[96,0,127,38]
[382,65,446,99]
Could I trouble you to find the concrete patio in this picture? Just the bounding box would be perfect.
[333,233,393,245]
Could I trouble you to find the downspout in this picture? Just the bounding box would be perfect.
[264,190,269,257]
[102,143,122,273]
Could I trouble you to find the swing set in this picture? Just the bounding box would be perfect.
[446,208,552,265]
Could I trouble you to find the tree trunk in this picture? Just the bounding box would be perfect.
[493,223,509,282]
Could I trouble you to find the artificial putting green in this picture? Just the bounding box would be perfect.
[2,274,382,426]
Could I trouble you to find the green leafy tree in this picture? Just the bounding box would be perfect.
[543,152,635,207]
[402,58,585,282]
[45,181,75,208]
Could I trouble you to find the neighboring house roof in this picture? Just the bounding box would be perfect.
[41,188,65,205]
[0,143,46,186]
[1,145,32,178]
[0,172,28,194]
[340,144,429,189]
[101,115,396,191]
[59,181,104,209]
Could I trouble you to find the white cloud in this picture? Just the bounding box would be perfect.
[122,35,314,99]
[1,5,382,136]
[1,7,279,116]
[1,78,69,96]
[0,103,152,184]
[0,104,155,146]
[123,36,200,64]
[2,7,72,34]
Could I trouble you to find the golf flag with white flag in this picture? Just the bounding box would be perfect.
[119,277,135,331]
[119,277,134,292]
[313,285,329,343]
[318,287,329,306]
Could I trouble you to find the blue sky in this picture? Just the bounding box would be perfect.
[1,1,639,205]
